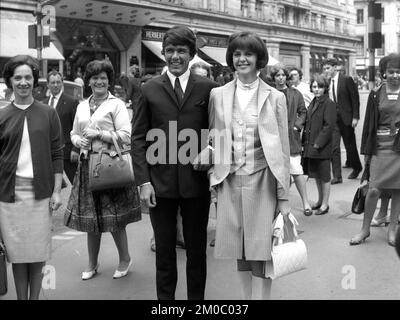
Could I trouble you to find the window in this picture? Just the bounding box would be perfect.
[335,18,341,33]
[381,7,384,23]
[255,0,263,19]
[311,13,317,29]
[241,0,248,17]
[320,15,326,31]
[357,9,364,24]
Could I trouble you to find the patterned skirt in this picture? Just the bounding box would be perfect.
[64,159,141,233]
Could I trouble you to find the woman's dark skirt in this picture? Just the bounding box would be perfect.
[64,159,141,233]
[303,158,331,183]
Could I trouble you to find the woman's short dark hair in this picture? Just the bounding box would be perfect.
[2,55,40,88]
[84,59,115,86]
[226,32,269,71]
[270,63,289,80]
[161,26,197,57]
[385,54,400,73]
[310,74,330,92]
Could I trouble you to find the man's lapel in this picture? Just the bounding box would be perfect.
[55,93,64,112]
[181,73,195,108]
[161,72,180,108]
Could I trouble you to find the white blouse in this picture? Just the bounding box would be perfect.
[71,93,131,153]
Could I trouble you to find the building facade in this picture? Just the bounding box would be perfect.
[354,0,400,77]
[0,0,360,82]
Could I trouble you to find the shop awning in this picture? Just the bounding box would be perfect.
[0,11,64,60]
[142,40,211,67]
[199,46,228,66]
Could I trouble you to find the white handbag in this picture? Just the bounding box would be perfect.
[269,213,307,280]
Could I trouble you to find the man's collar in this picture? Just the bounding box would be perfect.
[332,72,339,81]
[51,90,63,100]
[166,69,190,85]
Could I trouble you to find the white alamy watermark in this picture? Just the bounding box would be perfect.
[341,265,356,290]
[42,264,56,290]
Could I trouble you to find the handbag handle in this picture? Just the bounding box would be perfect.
[273,213,299,247]
[110,131,124,160]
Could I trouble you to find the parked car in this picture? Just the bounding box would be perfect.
[0,78,84,108]
[33,78,84,102]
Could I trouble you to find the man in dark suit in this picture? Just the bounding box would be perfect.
[43,70,79,184]
[132,26,218,300]
[322,58,362,184]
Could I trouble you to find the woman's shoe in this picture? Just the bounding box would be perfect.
[388,232,396,247]
[113,259,132,279]
[303,208,313,216]
[371,216,389,227]
[349,233,370,246]
[315,205,329,215]
[311,203,321,210]
[82,264,99,280]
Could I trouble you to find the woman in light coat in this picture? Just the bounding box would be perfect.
[195,32,290,300]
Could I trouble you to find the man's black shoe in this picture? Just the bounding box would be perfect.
[331,177,343,184]
[348,169,361,179]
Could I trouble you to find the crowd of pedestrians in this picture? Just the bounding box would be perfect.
[0,24,399,300]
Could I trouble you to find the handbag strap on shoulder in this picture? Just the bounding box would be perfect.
[110,131,123,159]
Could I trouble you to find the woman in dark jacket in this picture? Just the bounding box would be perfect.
[350,54,400,246]
[271,64,312,216]
[302,74,337,215]
[0,55,63,299]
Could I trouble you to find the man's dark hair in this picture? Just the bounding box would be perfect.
[161,26,197,57]
[226,32,269,71]
[3,55,40,88]
[47,70,63,82]
[322,58,338,67]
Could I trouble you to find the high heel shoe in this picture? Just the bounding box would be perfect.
[311,203,321,210]
[315,205,329,215]
[349,233,370,246]
[370,216,389,227]
[113,259,132,279]
[82,263,99,280]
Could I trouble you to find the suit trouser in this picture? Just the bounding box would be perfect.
[331,116,362,179]
[64,159,78,184]
[150,195,210,300]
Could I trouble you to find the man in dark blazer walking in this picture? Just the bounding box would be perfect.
[322,58,362,184]
[132,26,218,300]
[43,70,79,184]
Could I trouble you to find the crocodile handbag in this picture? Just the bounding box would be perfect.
[269,213,307,280]
[88,132,135,192]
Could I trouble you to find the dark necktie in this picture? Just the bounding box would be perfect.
[50,96,55,108]
[174,78,184,105]
[332,79,337,103]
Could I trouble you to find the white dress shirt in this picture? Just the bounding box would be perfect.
[49,91,63,108]
[329,72,339,103]
[166,69,190,93]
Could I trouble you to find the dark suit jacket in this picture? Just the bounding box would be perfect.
[43,93,79,160]
[132,72,218,198]
[336,74,360,126]
[284,87,307,155]
[302,94,337,159]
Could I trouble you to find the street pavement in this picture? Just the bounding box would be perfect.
[3,90,400,300]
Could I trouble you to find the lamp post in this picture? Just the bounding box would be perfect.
[367,0,382,90]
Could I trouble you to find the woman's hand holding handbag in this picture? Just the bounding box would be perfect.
[268,213,307,280]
